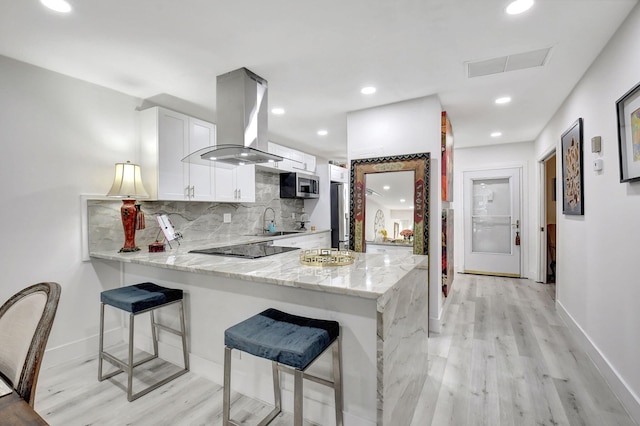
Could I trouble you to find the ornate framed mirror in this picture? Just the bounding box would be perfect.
[349,153,430,255]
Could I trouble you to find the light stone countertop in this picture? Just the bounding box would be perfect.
[90,230,428,303]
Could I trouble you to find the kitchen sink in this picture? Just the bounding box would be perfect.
[245,231,306,237]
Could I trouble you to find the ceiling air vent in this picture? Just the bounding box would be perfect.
[467,47,552,78]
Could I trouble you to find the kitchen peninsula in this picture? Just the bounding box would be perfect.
[90,236,428,426]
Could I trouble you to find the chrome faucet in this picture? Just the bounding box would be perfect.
[262,207,276,233]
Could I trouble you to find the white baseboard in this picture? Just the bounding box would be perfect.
[42,327,121,370]
[556,300,640,424]
[429,286,455,335]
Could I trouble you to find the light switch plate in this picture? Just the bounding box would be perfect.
[223,213,231,223]
[593,159,603,171]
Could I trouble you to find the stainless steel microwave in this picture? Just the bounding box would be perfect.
[280,172,320,199]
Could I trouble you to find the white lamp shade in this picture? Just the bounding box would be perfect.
[106,161,149,198]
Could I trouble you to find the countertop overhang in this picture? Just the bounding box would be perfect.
[90,231,428,301]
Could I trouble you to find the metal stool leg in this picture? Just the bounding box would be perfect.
[294,369,304,426]
[98,303,105,381]
[333,338,344,426]
[223,346,232,426]
[127,313,135,401]
[179,300,189,370]
[271,361,281,415]
[150,310,159,357]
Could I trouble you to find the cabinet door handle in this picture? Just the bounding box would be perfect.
[234,189,237,199]
[238,189,241,199]
[191,186,195,198]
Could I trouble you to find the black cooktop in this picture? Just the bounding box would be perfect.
[189,242,299,259]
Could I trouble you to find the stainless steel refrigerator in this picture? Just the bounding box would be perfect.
[330,182,349,249]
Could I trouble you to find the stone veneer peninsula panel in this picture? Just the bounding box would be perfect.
[377,262,429,425]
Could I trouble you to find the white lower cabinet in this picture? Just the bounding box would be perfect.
[214,164,256,202]
[271,231,330,250]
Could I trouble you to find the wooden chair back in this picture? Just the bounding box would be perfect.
[0,282,61,407]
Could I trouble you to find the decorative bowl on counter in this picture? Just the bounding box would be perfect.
[299,248,355,267]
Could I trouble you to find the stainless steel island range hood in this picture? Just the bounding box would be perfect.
[182,67,283,166]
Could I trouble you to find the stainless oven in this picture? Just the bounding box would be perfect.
[280,172,320,199]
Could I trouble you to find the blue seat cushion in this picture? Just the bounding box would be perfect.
[225,309,339,370]
[101,282,183,314]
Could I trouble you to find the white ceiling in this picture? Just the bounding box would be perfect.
[0,0,637,161]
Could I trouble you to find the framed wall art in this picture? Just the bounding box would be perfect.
[616,81,640,182]
[561,118,584,215]
[441,111,454,201]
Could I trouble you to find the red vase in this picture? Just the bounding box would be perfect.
[119,199,140,252]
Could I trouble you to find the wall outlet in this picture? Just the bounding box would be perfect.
[223,213,231,223]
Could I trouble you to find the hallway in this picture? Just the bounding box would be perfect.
[411,274,635,425]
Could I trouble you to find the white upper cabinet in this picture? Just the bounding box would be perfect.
[140,106,256,203]
[261,142,316,173]
[329,164,349,183]
[140,106,215,201]
[213,164,256,202]
[188,116,216,201]
[291,152,316,173]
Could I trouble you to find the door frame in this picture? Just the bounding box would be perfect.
[537,146,557,283]
[461,164,525,278]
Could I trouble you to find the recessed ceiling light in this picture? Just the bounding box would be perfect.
[491,132,502,137]
[317,130,328,136]
[361,86,376,95]
[506,0,534,15]
[271,107,285,115]
[209,156,217,160]
[400,199,406,203]
[383,185,390,190]
[495,96,512,104]
[240,152,248,157]
[41,0,72,13]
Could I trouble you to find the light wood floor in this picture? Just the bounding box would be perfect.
[411,274,635,426]
[34,274,635,425]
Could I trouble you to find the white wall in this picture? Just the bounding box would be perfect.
[347,96,442,160]
[0,55,142,365]
[534,4,640,421]
[346,95,444,331]
[453,141,536,278]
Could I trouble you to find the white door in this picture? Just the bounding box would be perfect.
[463,167,521,277]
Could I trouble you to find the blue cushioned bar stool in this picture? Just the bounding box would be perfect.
[98,282,189,401]
[223,308,343,426]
